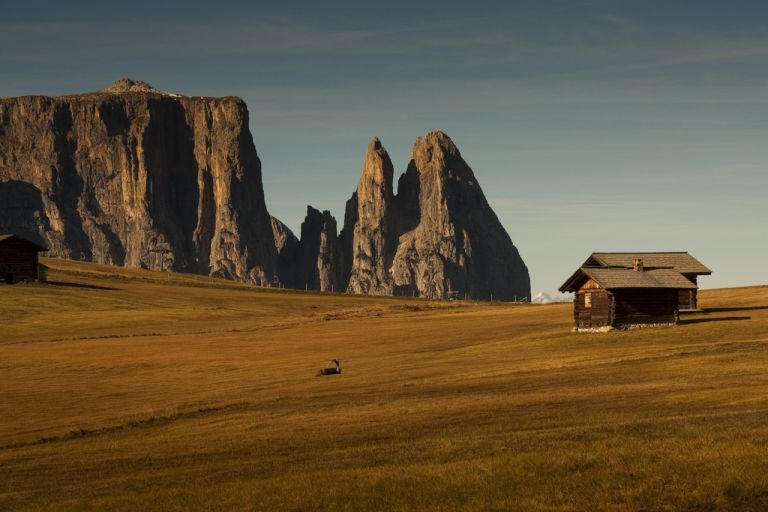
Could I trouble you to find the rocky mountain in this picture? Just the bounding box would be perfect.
[342,132,530,301]
[1,80,529,300]
[0,78,276,284]
[346,137,396,295]
[270,132,530,300]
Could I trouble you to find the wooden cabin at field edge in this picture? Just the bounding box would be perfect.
[559,252,711,331]
[0,234,48,284]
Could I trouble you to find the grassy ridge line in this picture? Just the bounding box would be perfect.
[40,257,468,300]
[1,257,517,346]
[0,259,430,344]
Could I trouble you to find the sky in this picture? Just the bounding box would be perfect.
[1,0,766,295]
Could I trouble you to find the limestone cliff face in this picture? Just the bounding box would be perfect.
[0,80,277,283]
[391,132,530,300]
[341,132,530,300]
[346,137,395,295]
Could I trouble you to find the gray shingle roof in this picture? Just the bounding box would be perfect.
[581,267,698,290]
[559,251,710,292]
[589,252,711,274]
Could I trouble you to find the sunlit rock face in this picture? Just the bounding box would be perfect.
[0,79,277,284]
[342,132,530,300]
[346,137,396,296]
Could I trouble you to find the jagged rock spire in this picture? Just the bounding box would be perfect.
[339,131,530,300]
[346,136,396,295]
[389,130,529,300]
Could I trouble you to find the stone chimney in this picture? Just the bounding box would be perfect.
[633,258,644,272]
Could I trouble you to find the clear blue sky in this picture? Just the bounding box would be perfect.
[2,0,766,295]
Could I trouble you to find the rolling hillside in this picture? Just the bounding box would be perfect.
[1,259,767,511]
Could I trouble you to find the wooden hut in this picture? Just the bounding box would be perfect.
[559,252,711,330]
[0,234,48,284]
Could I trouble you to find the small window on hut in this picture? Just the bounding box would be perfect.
[584,292,592,308]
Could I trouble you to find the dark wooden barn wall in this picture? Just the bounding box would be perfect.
[613,289,678,326]
[575,289,612,328]
[0,239,40,283]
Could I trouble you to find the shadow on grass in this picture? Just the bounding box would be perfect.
[703,306,768,313]
[44,281,120,291]
[680,316,751,325]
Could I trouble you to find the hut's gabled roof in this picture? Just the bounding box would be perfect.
[587,252,711,275]
[0,233,48,252]
[559,251,710,293]
[559,267,698,292]
[584,267,697,290]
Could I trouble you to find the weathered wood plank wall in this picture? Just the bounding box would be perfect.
[613,289,678,326]
[575,286,611,328]
[0,239,40,283]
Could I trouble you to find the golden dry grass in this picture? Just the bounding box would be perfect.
[1,258,767,511]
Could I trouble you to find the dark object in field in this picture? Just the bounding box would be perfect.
[317,359,341,376]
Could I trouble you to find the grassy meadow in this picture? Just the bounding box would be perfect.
[1,258,767,511]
